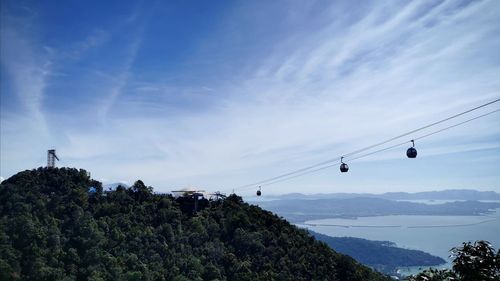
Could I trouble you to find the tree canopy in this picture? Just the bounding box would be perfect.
[0,167,391,281]
[407,240,500,281]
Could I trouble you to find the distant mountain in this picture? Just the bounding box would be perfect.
[258,197,500,222]
[268,189,500,201]
[380,189,500,200]
[310,231,445,274]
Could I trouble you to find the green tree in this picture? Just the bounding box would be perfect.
[408,240,500,281]
[452,240,500,281]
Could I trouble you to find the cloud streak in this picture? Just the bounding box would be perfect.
[1,26,51,130]
[1,0,499,194]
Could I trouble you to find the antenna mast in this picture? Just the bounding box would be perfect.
[47,149,59,168]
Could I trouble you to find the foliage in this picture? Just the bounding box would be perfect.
[406,268,458,281]
[0,167,391,281]
[407,240,500,281]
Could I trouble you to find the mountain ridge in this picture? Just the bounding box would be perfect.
[265,189,500,200]
[257,197,500,222]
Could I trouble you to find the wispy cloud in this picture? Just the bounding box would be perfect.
[129,0,500,190]
[1,27,51,128]
[1,0,499,194]
[97,37,142,121]
[63,29,110,60]
[0,16,54,172]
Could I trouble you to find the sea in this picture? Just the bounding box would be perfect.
[295,200,500,276]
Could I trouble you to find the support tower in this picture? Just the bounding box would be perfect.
[47,149,59,168]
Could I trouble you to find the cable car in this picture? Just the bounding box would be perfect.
[340,157,349,173]
[407,140,417,158]
[256,186,262,196]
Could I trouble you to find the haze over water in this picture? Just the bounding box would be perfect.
[300,207,500,269]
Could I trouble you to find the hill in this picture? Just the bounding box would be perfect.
[309,231,445,274]
[0,168,390,281]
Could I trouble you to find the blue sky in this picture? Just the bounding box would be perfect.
[1,0,500,195]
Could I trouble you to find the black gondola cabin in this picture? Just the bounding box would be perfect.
[340,157,349,173]
[407,147,417,158]
[407,140,417,158]
[340,163,349,172]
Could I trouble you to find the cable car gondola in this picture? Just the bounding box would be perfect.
[256,186,262,196]
[340,157,349,173]
[406,140,417,158]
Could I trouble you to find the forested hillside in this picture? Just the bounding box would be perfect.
[0,168,390,281]
[310,231,445,273]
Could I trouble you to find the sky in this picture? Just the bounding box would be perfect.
[1,0,500,195]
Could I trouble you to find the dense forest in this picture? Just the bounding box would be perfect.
[310,231,445,274]
[0,167,391,281]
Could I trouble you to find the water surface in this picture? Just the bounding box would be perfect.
[298,209,500,273]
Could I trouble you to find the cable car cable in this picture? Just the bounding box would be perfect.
[260,108,500,188]
[341,98,500,159]
[411,108,500,142]
[231,108,500,191]
[233,98,500,190]
[257,141,410,188]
